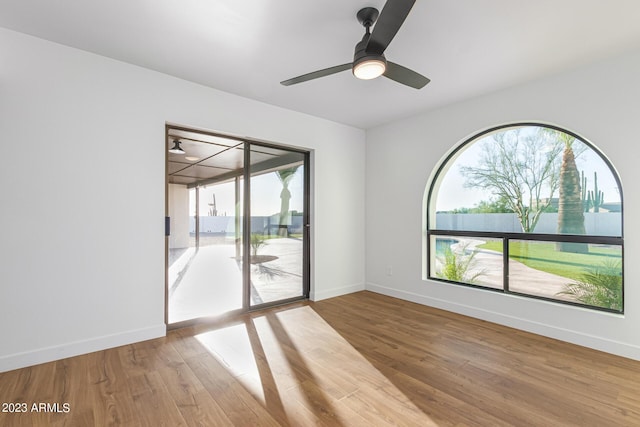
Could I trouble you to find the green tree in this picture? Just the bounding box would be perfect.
[447,196,514,214]
[275,166,300,237]
[474,195,514,213]
[459,128,563,232]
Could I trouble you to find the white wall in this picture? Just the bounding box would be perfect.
[366,48,640,360]
[0,27,365,372]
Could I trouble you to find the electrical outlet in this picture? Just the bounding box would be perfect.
[386,266,393,276]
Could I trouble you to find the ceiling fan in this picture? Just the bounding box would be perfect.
[280,0,429,89]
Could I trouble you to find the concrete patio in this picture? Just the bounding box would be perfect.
[168,237,304,323]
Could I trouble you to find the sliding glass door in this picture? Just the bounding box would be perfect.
[166,126,309,325]
[247,144,308,307]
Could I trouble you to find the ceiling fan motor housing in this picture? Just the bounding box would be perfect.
[352,35,387,75]
[352,7,386,78]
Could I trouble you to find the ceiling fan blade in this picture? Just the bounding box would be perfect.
[280,63,352,86]
[366,0,416,54]
[384,61,430,89]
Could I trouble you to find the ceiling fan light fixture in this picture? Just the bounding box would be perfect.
[280,5,429,89]
[169,139,185,154]
[353,57,386,80]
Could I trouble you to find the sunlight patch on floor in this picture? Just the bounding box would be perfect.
[195,324,266,404]
[196,305,440,426]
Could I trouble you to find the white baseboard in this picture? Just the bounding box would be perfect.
[311,282,365,301]
[0,324,166,373]
[366,282,640,361]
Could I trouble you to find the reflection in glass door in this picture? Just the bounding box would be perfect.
[247,144,308,307]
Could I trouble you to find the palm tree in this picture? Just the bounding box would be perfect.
[275,166,299,237]
[555,132,587,253]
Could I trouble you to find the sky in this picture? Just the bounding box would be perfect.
[435,129,621,212]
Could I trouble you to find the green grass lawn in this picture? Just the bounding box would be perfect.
[477,240,621,280]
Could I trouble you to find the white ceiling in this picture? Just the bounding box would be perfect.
[2,0,640,129]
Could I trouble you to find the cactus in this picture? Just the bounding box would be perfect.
[581,170,592,212]
[588,171,604,213]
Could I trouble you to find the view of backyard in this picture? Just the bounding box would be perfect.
[478,240,621,281]
[429,124,623,312]
[168,157,307,324]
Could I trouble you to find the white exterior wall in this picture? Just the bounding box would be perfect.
[366,48,640,360]
[0,27,365,372]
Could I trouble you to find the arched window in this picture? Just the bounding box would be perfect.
[426,123,623,313]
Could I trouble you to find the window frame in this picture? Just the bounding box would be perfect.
[426,123,624,314]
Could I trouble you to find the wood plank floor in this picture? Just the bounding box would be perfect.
[2,291,640,426]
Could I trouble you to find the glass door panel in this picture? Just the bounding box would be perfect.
[248,144,307,307]
[168,178,244,323]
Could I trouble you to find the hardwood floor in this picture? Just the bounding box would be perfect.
[2,291,640,426]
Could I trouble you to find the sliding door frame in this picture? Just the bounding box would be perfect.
[165,125,311,326]
[243,140,311,312]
